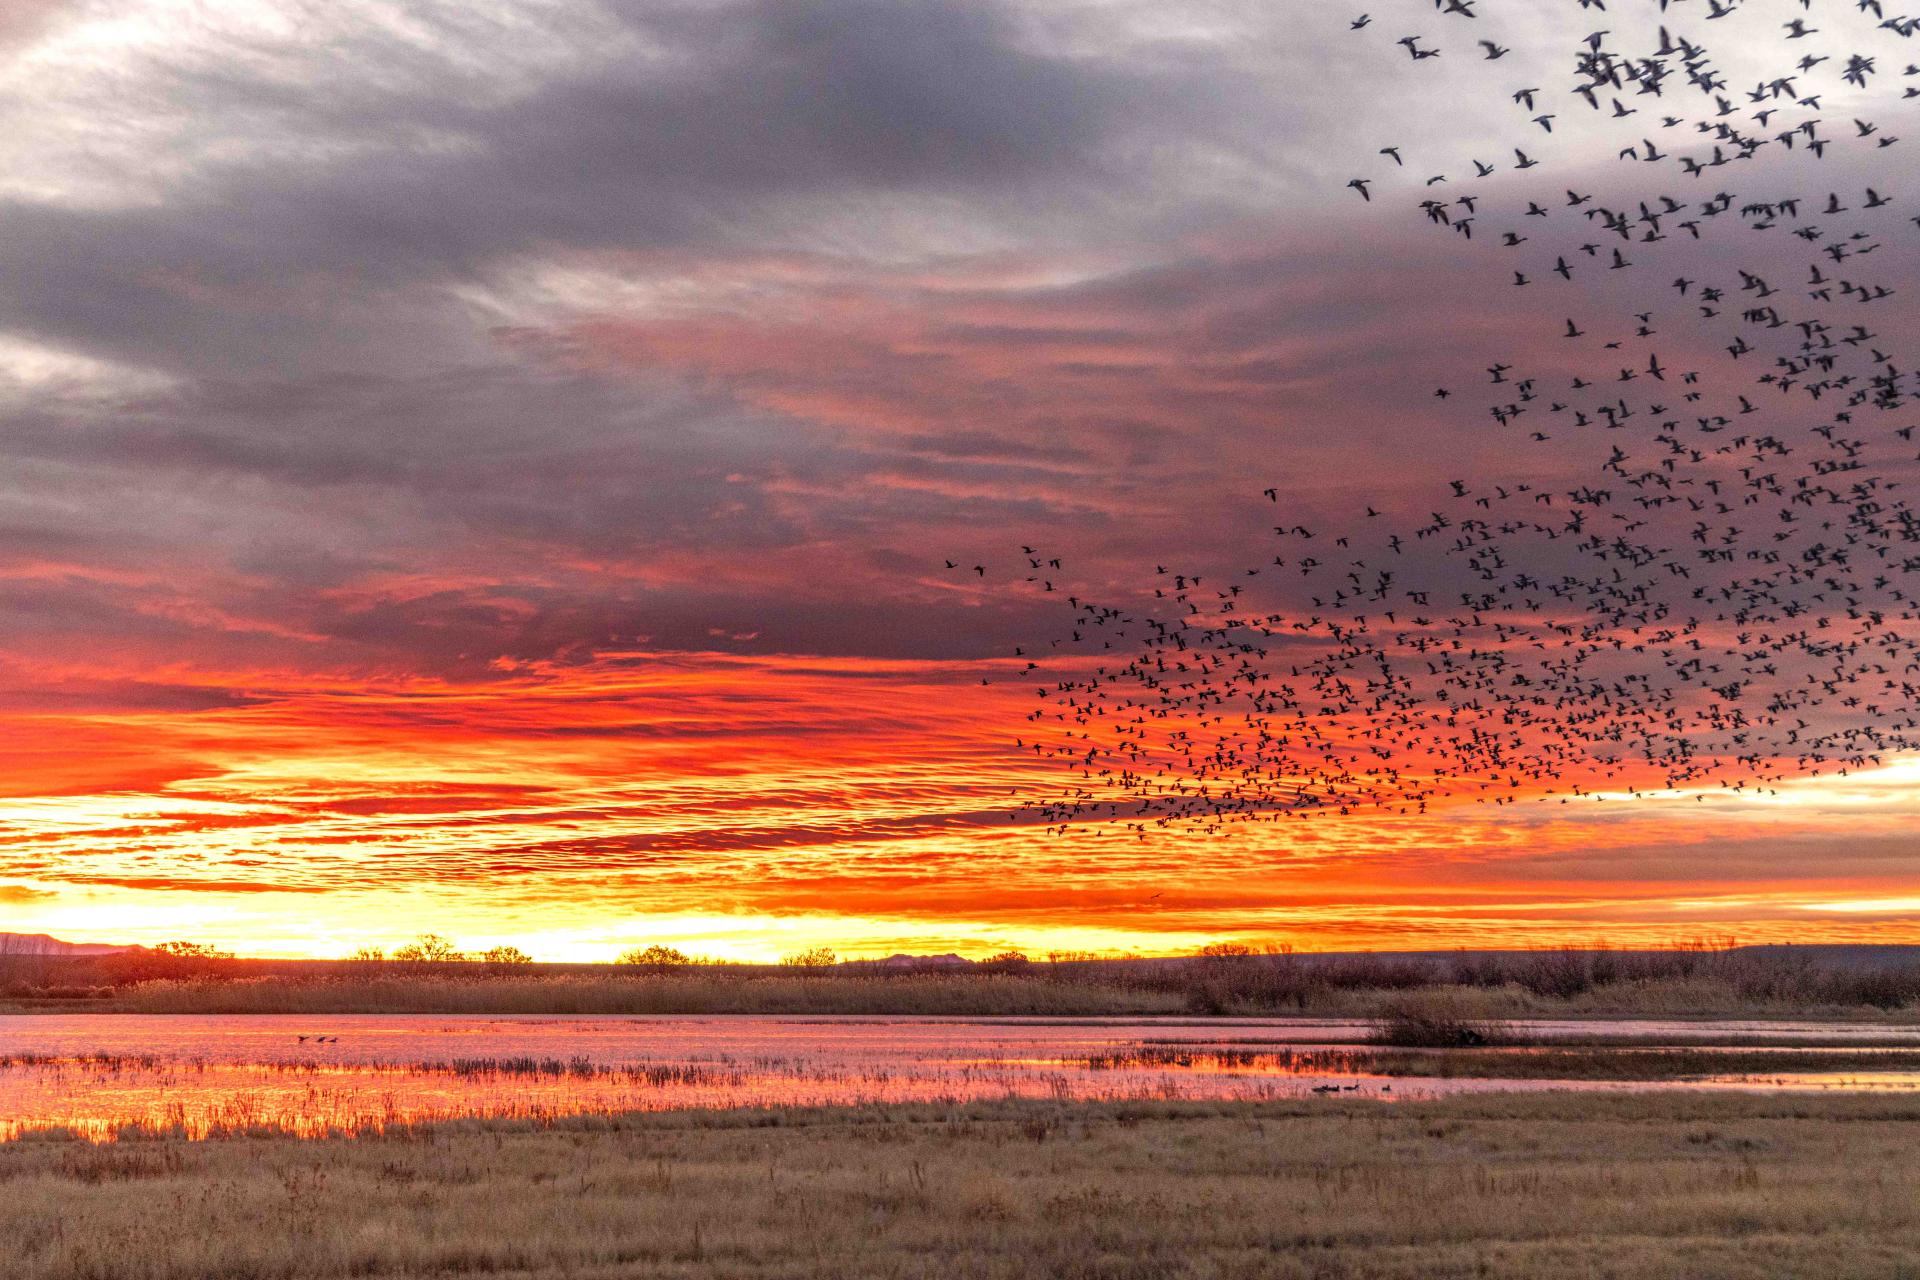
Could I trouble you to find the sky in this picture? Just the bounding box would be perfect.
[1,0,1918,960]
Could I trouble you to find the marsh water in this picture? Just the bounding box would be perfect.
[4,1014,1919,1140]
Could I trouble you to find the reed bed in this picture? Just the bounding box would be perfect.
[67,972,1190,1016]
[7,1092,1920,1278]
[1081,1044,1920,1081]
[10,946,1920,1019]
[422,1056,745,1086]
[10,1035,1919,1146]
[0,1045,1306,1142]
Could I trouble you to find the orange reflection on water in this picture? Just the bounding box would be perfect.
[5,1014,1920,1141]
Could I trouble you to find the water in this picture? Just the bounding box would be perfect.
[3,1014,1917,1141]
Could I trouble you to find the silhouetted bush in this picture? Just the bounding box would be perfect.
[618,945,694,972]
[480,946,533,974]
[1370,992,1509,1048]
[393,934,466,965]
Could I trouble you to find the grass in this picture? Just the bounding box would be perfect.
[1081,1043,1920,1081]
[7,946,1920,1019]
[1361,1047,1920,1081]
[1368,991,1511,1047]
[7,1092,1920,1278]
[50,971,1192,1016]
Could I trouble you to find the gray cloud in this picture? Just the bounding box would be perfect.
[0,0,77,52]
[0,0,1236,380]
[2,0,1908,680]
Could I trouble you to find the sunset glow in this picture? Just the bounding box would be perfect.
[3,0,1918,959]
[8,644,1920,957]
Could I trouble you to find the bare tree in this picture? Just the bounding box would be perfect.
[480,945,533,973]
[393,934,465,964]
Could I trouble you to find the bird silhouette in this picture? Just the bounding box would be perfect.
[948,0,1920,837]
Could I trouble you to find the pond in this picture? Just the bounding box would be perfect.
[4,1014,1918,1140]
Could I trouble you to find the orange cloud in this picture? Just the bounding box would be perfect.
[4,643,1918,958]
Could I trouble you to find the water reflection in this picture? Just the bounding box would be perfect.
[1,1014,1916,1141]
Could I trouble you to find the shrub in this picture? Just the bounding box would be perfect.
[1503,947,1598,999]
[153,941,235,960]
[1816,966,1920,1011]
[392,934,465,964]
[618,945,692,972]
[1370,992,1509,1048]
[480,946,533,972]
[1182,943,1318,1014]
[95,942,239,984]
[780,947,837,968]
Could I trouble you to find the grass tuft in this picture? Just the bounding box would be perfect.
[1370,991,1511,1048]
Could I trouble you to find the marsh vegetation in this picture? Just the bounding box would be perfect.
[7,1092,1920,1279]
[8,943,1920,1020]
[5,1011,1919,1142]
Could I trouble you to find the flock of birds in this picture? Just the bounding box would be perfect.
[951,0,1920,836]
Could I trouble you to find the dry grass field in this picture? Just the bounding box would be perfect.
[7,1092,1920,1279]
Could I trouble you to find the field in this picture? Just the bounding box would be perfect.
[5,1091,1920,1279]
[12,946,1918,1276]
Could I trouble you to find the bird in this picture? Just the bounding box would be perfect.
[960,0,1920,843]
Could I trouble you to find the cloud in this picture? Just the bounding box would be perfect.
[1,0,1917,956]
[0,0,77,53]
[0,0,1270,382]
[57,876,332,895]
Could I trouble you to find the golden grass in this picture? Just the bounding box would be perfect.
[10,948,1920,1019]
[32,972,1920,1021]
[1084,1044,1920,1080]
[77,972,1191,1016]
[7,1092,1920,1278]
[1364,1047,1920,1081]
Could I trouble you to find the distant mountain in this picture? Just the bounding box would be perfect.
[869,953,974,970]
[0,932,133,957]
